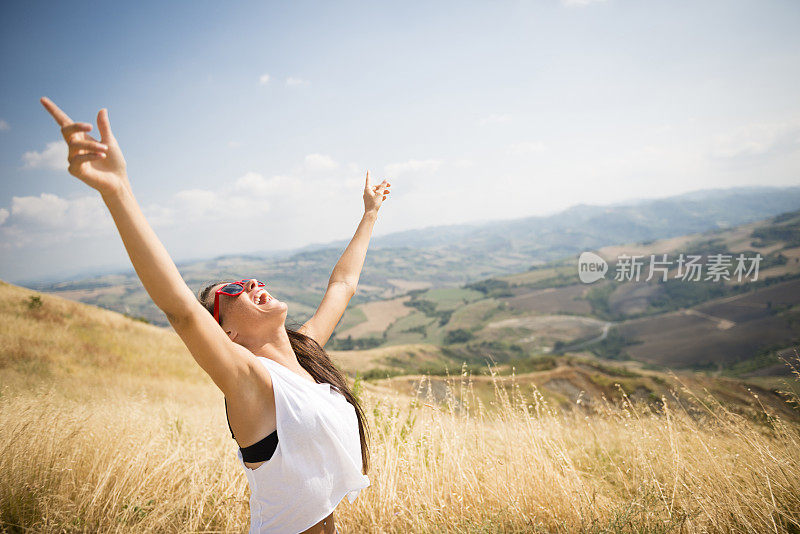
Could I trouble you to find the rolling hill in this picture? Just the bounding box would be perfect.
[26,185,800,327]
[330,208,800,387]
[3,278,795,423]
[11,189,799,411]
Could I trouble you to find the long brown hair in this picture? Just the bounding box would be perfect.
[198,281,370,474]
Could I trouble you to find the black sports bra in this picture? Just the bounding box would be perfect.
[224,397,279,463]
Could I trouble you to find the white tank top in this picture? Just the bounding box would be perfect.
[237,356,370,534]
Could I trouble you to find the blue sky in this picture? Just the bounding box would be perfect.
[1,0,799,282]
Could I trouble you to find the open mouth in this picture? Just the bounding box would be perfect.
[255,290,271,305]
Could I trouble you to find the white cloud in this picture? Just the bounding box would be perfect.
[173,189,218,217]
[144,163,365,237]
[0,119,9,131]
[173,188,270,222]
[22,141,67,170]
[234,171,268,192]
[259,73,271,85]
[384,159,442,176]
[143,171,300,227]
[228,140,241,148]
[286,77,309,87]
[508,141,546,155]
[1,193,112,246]
[11,193,69,227]
[304,153,339,172]
[454,159,474,168]
[235,172,296,196]
[141,203,175,228]
[1,153,369,254]
[479,114,512,125]
[710,121,800,159]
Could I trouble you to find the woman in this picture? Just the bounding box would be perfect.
[40,97,391,534]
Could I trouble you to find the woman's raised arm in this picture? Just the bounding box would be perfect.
[298,171,390,346]
[39,97,253,395]
[40,97,198,321]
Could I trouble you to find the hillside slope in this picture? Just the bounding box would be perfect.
[0,280,212,400]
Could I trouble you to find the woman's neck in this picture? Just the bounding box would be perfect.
[249,325,298,367]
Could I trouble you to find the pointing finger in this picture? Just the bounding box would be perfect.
[40,97,73,127]
[96,108,116,144]
[365,170,371,188]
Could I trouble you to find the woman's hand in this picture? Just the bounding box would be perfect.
[40,97,129,197]
[363,170,391,214]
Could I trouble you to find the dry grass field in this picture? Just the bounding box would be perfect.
[2,281,800,533]
[377,361,799,418]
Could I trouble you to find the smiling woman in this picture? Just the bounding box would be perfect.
[39,96,391,534]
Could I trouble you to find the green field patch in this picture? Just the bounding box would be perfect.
[385,311,437,344]
[389,310,434,332]
[498,265,565,286]
[499,262,577,290]
[422,321,448,346]
[336,305,368,332]
[420,287,485,310]
[447,298,505,330]
[751,217,800,248]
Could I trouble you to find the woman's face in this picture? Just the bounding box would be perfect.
[214,279,288,342]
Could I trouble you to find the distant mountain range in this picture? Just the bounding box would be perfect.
[330,206,800,385]
[297,185,800,252]
[26,185,800,327]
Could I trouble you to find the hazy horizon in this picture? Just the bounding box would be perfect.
[6,183,799,285]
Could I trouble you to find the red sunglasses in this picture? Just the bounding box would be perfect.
[213,279,266,324]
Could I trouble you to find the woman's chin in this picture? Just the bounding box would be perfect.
[259,299,288,315]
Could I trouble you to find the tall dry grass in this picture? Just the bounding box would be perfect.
[2,359,799,533]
